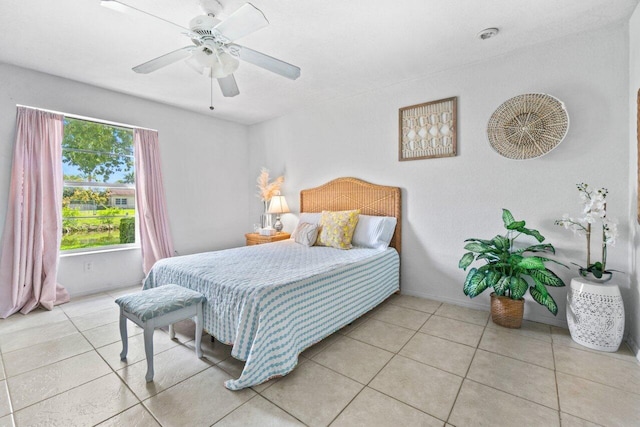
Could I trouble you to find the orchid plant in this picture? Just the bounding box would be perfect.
[555,183,619,279]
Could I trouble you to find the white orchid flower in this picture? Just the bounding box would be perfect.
[603,218,618,246]
[557,183,615,274]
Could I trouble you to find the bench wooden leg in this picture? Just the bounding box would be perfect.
[195,302,203,358]
[119,308,128,361]
[143,325,155,382]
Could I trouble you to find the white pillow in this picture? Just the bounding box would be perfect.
[290,212,322,240]
[352,215,397,250]
[292,222,319,246]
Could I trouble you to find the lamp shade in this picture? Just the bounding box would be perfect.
[267,195,290,214]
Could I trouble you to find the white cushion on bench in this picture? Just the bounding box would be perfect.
[115,284,205,322]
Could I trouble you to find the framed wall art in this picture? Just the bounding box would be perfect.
[398,96,457,161]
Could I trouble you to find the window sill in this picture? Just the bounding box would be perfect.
[60,245,140,258]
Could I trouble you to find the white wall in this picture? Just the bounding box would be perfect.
[249,23,632,329]
[628,4,640,358]
[0,63,249,296]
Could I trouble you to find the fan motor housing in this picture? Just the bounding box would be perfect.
[189,15,218,35]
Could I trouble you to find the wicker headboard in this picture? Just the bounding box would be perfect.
[300,177,402,253]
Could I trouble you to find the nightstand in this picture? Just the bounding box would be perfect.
[245,232,291,246]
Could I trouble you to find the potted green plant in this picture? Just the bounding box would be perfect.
[458,209,567,328]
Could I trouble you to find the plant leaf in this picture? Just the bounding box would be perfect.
[490,262,512,269]
[463,268,477,296]
[464,270,490,298]
[518,257,546,270]
[509,254,524,266]
[517,243,556,255]
[502,209,515,228]
[589,262,605,278]
[494,275,510,296]
[458,252,475,270]
[464,238,494,245]
[477,264,490,273]
[476,253,498,261]
[509,276,528,299]
[464,242,492,253]
[507,220,526,230]
[518,227,545,243]
[486,270,501,288]
[530,283,558,315]
[492,235,510,250]
[529,268,566,287]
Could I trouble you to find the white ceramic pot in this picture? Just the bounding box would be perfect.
[566,277,625,352]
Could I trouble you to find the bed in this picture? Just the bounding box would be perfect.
[143,177,401,390]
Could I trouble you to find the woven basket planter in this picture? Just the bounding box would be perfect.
[490,293,524,329]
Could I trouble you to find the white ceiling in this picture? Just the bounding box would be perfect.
[0,0,637,125]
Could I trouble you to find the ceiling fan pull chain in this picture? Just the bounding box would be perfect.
[209,74,215,110]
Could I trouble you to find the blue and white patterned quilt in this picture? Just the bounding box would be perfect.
[143,239,399,390]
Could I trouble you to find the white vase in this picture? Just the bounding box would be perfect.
[566,277,625,352]
[260,213,272,229]
[260,201,273,229]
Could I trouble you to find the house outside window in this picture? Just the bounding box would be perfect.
[61,117,137,252]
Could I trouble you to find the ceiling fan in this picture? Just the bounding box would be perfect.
[101,0,301,98]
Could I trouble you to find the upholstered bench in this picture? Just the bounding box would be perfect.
[115,284,206,382]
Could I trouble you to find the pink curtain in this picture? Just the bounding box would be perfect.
[0,107,70,318]
[134,128,174,274]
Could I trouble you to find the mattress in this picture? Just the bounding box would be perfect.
[143,239,399,389]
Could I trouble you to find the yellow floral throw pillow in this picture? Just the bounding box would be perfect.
[316,210,360,249]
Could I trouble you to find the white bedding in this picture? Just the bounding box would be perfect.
[144,239,399,389]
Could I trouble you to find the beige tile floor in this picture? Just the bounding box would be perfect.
[0,288,639,426]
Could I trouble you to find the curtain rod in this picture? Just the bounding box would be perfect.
[16,104,157,132]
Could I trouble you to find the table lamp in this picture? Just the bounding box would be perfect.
[267,193,290,232]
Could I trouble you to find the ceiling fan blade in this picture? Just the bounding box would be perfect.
[214,3,269,42]
[133,46,195,74]
[100,0,189,32]
[230,44,300,80]
[218,74,240,97]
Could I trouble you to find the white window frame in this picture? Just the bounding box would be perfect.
[60,119,140,255]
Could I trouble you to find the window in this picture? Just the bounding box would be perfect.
[61,117,136,252]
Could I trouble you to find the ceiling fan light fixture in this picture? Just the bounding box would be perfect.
[215,52,239,77]
[186,47,238,78]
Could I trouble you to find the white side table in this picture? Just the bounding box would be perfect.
[566,277,625,352]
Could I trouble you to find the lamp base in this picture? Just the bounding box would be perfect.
[273,215,283,232]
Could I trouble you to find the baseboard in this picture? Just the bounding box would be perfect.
[626,335,640,362]
[400,288,569,328]
[401,288,490,312]
[68,280,143,298]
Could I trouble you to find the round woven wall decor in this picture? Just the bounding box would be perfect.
[487,93,569,160]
